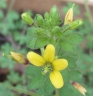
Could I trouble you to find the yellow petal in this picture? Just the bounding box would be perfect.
[44,44,55,62]
[27,52,45,66]
[49,70,64,88]
[52,59,68,71]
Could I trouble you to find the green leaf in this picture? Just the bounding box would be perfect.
[6,11,19,21]
[63,56,76,69]
[25,65,41,76]
[27,38,37,49]
[59,83,83,96]
[59,84,74,96]
[36,88,47,96]
[27,37,48,49]
[51,26,63,38]
[0,0,7,9]
[28,75,45,90]
[61,52,78,61]
[70,70,81,81]
[35,38,48,48]
[0,83,15,96]
[61,70,70,83]
[65,33,84,45]
[7,71,21,84]
[35,28,46,37]
[27,27,36,38]
[43,77,54,95]
[59,41,75,52]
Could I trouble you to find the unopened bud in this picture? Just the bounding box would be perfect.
[72,81,87,96]
[64,4,74,25]
[36,14,43,22]
[10,52,28,65]
[69,19,83,30]
[50,5,57,15]
[21,12,34,25]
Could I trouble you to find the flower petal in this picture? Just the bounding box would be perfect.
[49,70,64,88]
[27,52,45,66]
[52,59,68,71]
[44,44,55,62]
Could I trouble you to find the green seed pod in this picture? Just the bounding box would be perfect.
[21,12,34,25]
[69,20,83,30]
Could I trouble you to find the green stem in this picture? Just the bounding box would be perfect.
[84,0,93,23]
[33,23,38,28]
[0,83,39,96]
[62,26,70,33]
[55,88,59,96]
[40,48,44,56]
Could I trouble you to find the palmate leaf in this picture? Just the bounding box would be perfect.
[59,41,75,53]
[70,70,81,81]
[27,27,36,38]
[43,76,54,95]
[59,83,82,96]
[63,56,76,69]
[61,70,70,84]
[65,33,84,45]
[59,84,74,96]
[27,37,49,49]
[28,75,45,90]
[25,65,41,76]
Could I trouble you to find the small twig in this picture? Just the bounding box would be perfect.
[4,34,17,50]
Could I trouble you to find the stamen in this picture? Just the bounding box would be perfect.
[42,62,53,75]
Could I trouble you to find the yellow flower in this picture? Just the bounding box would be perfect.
[72,81,87,96]
[64,7,73,25]
[10,52,28,64]
[27,44,68,88]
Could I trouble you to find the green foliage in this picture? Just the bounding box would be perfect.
[25,4,85,96]
[0,0,7,9]
[1,0,93,96]
[0,0,31,96]
[0,84,14,96]
[43,77,54,95]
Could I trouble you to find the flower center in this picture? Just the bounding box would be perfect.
[42,62,53,75]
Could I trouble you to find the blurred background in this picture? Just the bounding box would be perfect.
[0,0,93,96]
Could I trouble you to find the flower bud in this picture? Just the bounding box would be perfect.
[21,12,34,25]
[72,81,87,96]
[10,52,28,65]
[44,12,50,20]
[64,7,73,25]
[36,14,43,22]
[50,5,57,15]
[69,19,83,30]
